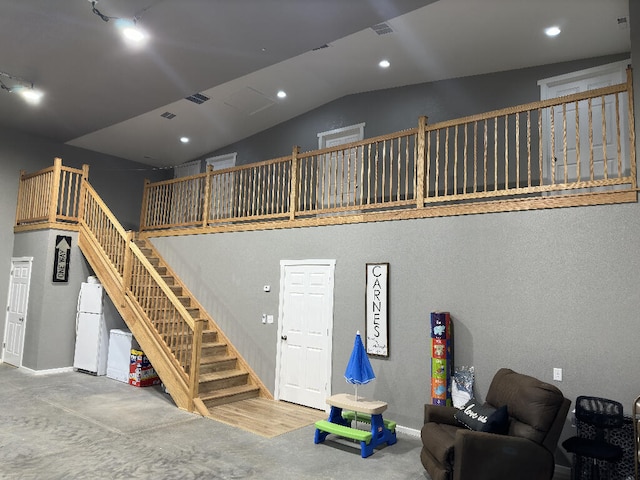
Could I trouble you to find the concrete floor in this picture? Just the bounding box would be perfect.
[0,364,428,480]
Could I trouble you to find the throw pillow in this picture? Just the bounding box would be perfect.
[454,398,509,434]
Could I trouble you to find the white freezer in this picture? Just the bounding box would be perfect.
[106,329,138,383]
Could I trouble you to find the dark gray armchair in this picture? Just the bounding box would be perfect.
[420,368,571,480]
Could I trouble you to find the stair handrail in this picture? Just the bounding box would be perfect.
[126,240,204,400]
[80,179,204,407]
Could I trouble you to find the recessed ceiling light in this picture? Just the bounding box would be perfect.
[545,26,561,37]
[379,59,390,68]
[180,136,189,143]
[277,90,287,99]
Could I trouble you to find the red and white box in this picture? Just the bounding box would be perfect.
[129,349,160,387]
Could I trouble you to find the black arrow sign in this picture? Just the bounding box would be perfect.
[53,235,71,282]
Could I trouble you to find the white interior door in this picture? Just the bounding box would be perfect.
[3,258,33,367]
[206,153,238,219]
[539,60,629,188]
[324,135,363,207]
[173,159,201,179]
[318,124,365,208]
[276,259,335,410]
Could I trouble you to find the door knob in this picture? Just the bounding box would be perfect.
[19,317,24,322]
[281,335,287,340]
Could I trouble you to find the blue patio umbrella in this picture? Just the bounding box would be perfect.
[344,331,376,401]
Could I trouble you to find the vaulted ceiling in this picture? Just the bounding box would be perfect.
[0,0,630,167]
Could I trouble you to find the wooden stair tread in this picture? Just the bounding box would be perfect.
[200,353,237,365]
[199,384,259,401]
[123,238,270,412]
[200,369,247,383]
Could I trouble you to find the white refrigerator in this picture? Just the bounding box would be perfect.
[73,281,118,375]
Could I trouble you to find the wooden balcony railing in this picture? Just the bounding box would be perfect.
[15,157,87,227]
[139,68,637,233]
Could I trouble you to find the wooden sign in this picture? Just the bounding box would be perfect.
[365,263,389,357]
[53,235,71,282]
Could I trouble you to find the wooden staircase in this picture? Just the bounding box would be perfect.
[132,239,268,410]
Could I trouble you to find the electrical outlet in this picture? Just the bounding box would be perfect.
[553,368,563,382]
[261,314,267,324]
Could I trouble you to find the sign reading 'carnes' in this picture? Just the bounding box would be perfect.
[365,263,389,357]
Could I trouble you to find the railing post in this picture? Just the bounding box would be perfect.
[48,157,62,223]
[14,169,26,226]
[202,165,213,228]
[289,146,300,220]
[139,179,150,231]
[416,116,427,208]
[122,231,135,304]
[188,318,204,410]
[77,164,90,224]
[627,67,637,189]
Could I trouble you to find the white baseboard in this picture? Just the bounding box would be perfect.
[396,424,420,437]
[20,366,74,375]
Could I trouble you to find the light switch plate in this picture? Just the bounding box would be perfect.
[553,368,562,381]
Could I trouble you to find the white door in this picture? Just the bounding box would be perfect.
[206,153,238,219]
[325,135,364,207]
[539,60,629,188]
[2,258,33,367]
[276,260,335,410]
[173,159,201,179]
[318,124,365,209]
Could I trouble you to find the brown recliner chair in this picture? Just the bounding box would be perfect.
[420,368,571,480]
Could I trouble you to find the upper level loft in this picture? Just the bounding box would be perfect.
[14,66,638,236]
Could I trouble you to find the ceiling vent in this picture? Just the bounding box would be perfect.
[160,111,176,119]
[185,92,210,105]
[371,22,394,35]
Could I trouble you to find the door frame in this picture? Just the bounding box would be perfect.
[538,59,630,188]
[274,259,336,407]
[2,257,33,366]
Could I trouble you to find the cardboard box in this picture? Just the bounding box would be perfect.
[129,349,160,387]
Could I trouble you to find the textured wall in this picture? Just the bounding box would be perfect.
[151,201,640,436]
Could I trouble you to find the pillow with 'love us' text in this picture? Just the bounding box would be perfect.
[454,398,509,434]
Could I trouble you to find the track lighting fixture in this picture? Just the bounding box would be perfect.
[89,0,149,46]
[0,71,43,105]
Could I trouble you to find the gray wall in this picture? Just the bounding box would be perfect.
[151,201,640,435]
[11,230,90,370]
[12,228,127,371]
[1,127,169,345]
[150,41,639,463]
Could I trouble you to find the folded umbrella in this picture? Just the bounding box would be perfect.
[344,331,376,401]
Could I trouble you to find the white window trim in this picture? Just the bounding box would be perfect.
[205,152,237,170]
[317,123,365,149]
